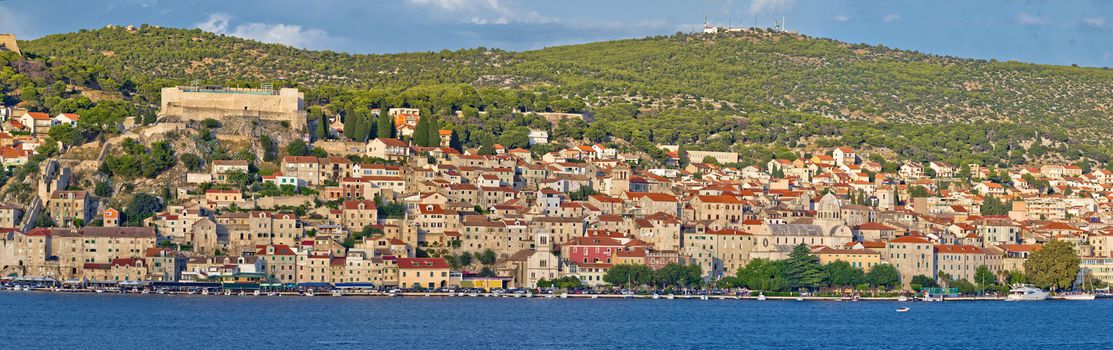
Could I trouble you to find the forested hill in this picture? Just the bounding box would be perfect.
[21,26,1112,128]
[8,26,1113,168]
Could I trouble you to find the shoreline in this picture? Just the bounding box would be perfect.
[0,288,1041,301]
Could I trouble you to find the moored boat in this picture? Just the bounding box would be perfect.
[1061,293,1096,301]
[1005,285,1048,301]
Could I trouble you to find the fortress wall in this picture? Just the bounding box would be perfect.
[159,87,306,131]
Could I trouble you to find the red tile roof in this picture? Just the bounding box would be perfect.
[397,257,449,269]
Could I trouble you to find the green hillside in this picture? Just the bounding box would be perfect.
[7,25,1113,168]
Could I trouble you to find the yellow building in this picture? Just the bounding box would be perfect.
[817,247,882,272]
[397,257,450,289]
[460,276,511,291]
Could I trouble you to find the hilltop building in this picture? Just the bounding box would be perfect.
[0,34,19,55]
[159,86,306,131]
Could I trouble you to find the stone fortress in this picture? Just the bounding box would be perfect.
[159,85,306,132]
[0,34,20,55]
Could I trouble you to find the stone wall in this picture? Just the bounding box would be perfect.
[315,141,367,156]
[0,34,19,55]
[159,87,306,132]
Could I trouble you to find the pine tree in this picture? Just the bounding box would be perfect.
[785,244,827,289]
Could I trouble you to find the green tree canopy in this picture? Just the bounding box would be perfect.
[866,264,901,289]
[1024,240,1080,290]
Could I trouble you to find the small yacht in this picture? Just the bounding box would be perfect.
[1062,293,1096,301]
[757,293,767,301]
[897,295,909,302]
[1006,285,1048,301]
[896,307,910,313]
[1062,271,1097,300]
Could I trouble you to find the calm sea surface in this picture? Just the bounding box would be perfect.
[1,292,1110,349]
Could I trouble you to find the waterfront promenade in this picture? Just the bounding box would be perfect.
[3,287,1019,301]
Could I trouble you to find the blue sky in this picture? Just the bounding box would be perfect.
[0,0,1110,67]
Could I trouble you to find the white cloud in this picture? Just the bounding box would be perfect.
[196,13,230,33]
[194,13,339,50]
[834,15,850,23]
[882,14,901,23]
[408,0,555,25]
[1083,17,1105,27]
[748,0,794,15]
[231,23,335,49]
[1016,13,1047,26]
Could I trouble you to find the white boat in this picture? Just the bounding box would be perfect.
[1005,285,1048,301]
[652,294,660,300]
[757,293,767,301]
[666,294,674,300]
[1062,269,1097,300]
[560,293,568,299]
[700,295,709,300]
[332,290,343,297]
[223,290,232,296]
[897,295,909,302]
[253,290,260,296]
[201,289,209,296]
[896,307,910,313]
[1062,293,1096,300]
[305,290,315,297]
[795,297,803,301]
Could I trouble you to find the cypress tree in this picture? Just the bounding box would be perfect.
[316,114,328,141]
[376,106,393,139]
[424,115,441,147]
[413,114,430,146]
